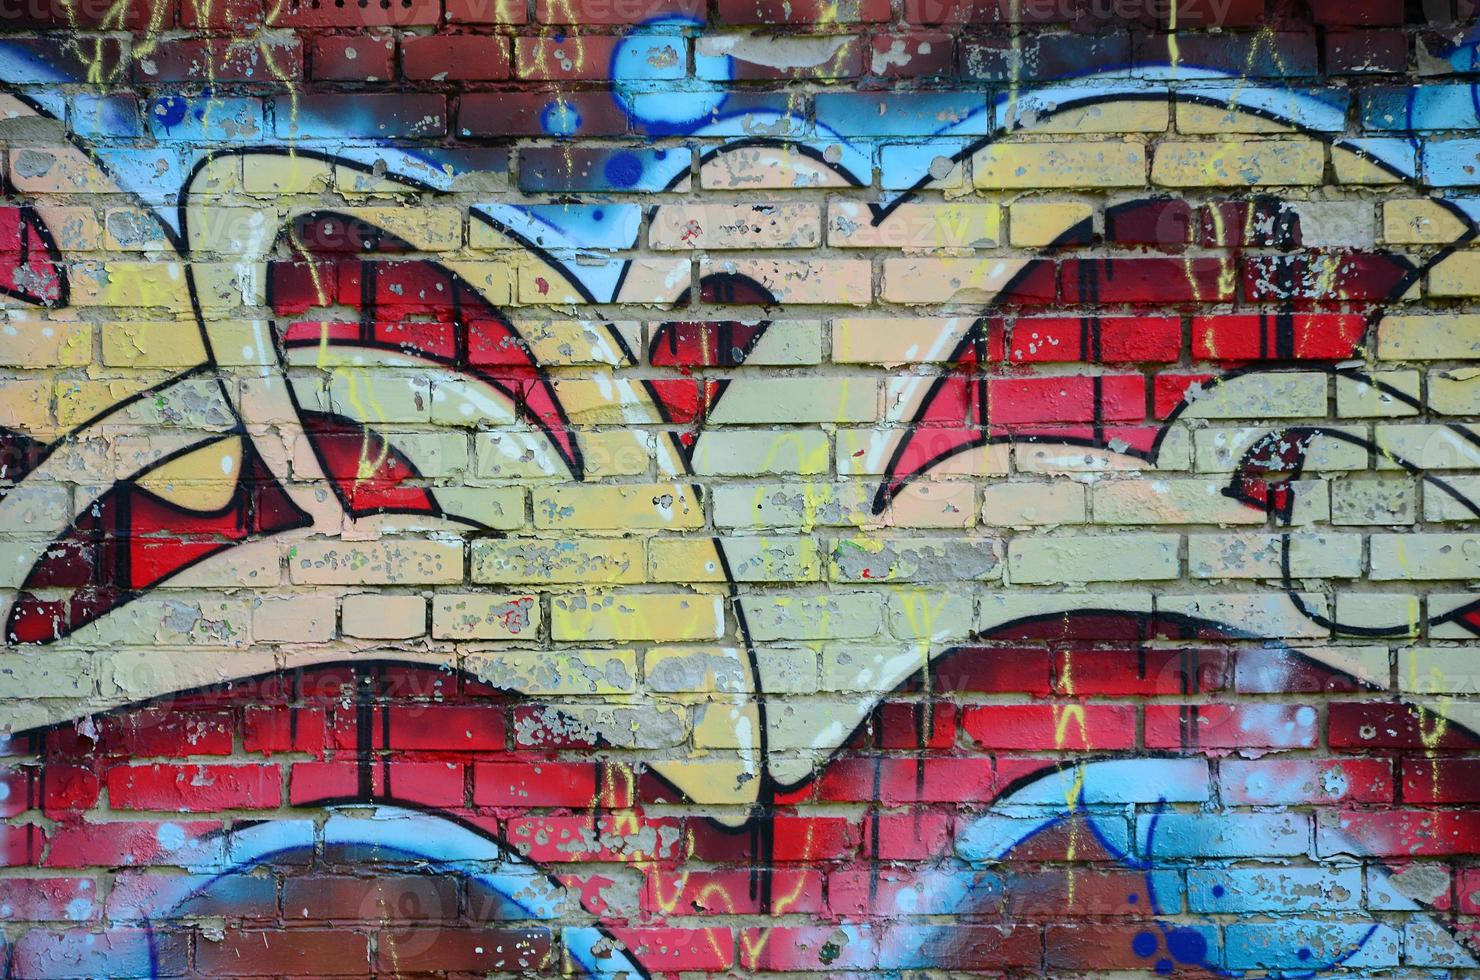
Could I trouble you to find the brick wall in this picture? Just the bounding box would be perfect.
[2,2,1480,976]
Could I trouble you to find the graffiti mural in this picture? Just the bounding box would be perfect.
[3,3,1480,976]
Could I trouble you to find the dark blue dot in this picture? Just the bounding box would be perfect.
[1211,885,1225,898]
[654,148,668,159]
[152,96,187,129]
[603,152,644,188]
[539,100,581,136]
[592,209,604,221]
[1155,959,1174,975]
[1298,948,1312,961]
[553,30,565,42]
[1132,932,1158,958]
[1127,893,1139,904]
[1167,928,1207,964]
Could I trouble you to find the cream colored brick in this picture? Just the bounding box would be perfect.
[342,593,426,639]
[835,429,1008,477]
[1383,200,1471,244]
[0,652,93,699]
[829,535,1002,582]
[290,540,463,585]
[0,483,70,533]
[1398,648,1480,695]
[706,378,875,424]
[1429,252,1480,297]
[881,256,1029,303]
[887,589,973,641]
[738,320,824,365]
[430,486,525,531]
[165,544,281,590]
[651,536,821,583]
[831,317,977,364]
[1377,315,1480,360]
[690,429,829,476]
[645,646,752,693]
[512,700,689,750]
[1424,475,1480,522]
[1333,145,1403,185]
[432,593,539,640]
[1091,478,1266,526]
[0,322,91,368]
[1183,372,1327,419]
[1429,595,1480,639]
[63,597,253,649]
[712,481,874,530]
[534,484,702,530]
[1008,533,1179,584]
[1158,593,1330,639]
[1331,478,1417,525]
[1333,592,1420,636]
[1018,99,1169,134]
[1376,424,1480,469]
[326,373,430,424]
[699,143,851,190]
[886,480,976,528]
[242,154,332,193]
[1370,534,1480,580]
[1176,101,1295,135]
[1008,201,1094,247]
[551,592,725,642]
[294,428,466,479]
[828,200,1000,250]
[743,592,883,641]
[1152,139,1324,187]
[475,430,651,480]
[468,649,636,695]
[981,482,1086,527]
[1429,368,1480,414]
[698,257,870,305]
[1016,426,1193,472]
[974,139,1146,189]
[1336,371,1420,418]
[471,538,644,584]
[1188,532,1362,580]
[819,645,924,693]
[651,202,820,249]
[252,595,337,643]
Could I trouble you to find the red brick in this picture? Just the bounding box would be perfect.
[44,820,221,868]
[962,704,1138,751]
[195,929,370,976]
[473,760,608,807]
[646,868,824,915]
[312,34,395,82]
[282,875,459,922]
[515,36,623,81]
[1320,809,1480,857]
[988,375,1145,426]
[1052,648,1228,696]
[875,700,961,749]
[770,815,861,861]
[136,37,303,82]
[1402,757,1480,803]
[869,32,954,78]
[719,0,887,22]
[1047,923,1167,969]
[1061,257,1236,306]
[0,877,99,921]
[402,34,512,81]
[445,0,527,22]
[1222,757,1394,805]
[458,90,629,137]
[1327,28,1408,73]
[816,756,995,804]
[609,927,734,971]
[864,809,952,859]
[40,764,100,816]
[1144,703,1318,750]
[107,764,281,811]
[243,705,327,756]
[1307,0,1403,23]
[1329,701,1480,751]
[268,0,440,26]
[535,0,703,22]
[178,0,264,28]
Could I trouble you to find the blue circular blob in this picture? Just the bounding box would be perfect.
[1132,932,1158,958]
[592,209,604,221]
[1155,959,1174,975]
[152,95,188,129]
[603,152,644,188]
[539,99,582,136]
[1167,928,1207,964]
[654,148,667,160]
[1127,893,1138,904]
[1211,885,1226,898]
[1298,948,1313,961]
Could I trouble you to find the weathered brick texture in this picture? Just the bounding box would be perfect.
[2,0,1480,975]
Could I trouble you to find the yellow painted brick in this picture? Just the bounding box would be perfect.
[706,378,875,425]
[476,429,652,480]
[691,429,829,476]
[1015,99,1169,134]
[551,592,725,642]
[1383,200,1471,244]
[1008,533,1179,584]
[471,538,644,584]
[1159,593,1330,639]
[289,540,463,585]
[1008,201,1094,247]
[1332,145,1402,185]
[242,154,333,193]
[700,142,852,190]
[973,139,1147,189]
[886,588,973,641]
[828,200,1000,250]
[1430,368,1480,414]
[534,484,702,530]
[1375,424,1480,469]
[742,592,883,641]
[1332,478,1417,525]
[828,535,1002,582]
[100,322,210,369]
[0,378,54,432]
[881,257,1030,303]
[651,202,821,249]
[1152,139,1325,187]
[0,322,91,368]
[1176,102,1296,134]
[645,647,752,693]
[1377,315,1480,360]
[1188,532,1363,579]
[523,256,688,305]
[342,593,427,639]
[1182,372,1328,419]
[1370,533,1480,580]
[1335,371,1420,418]
[981,482,1086,526]
[432,592,539,640]
[1194,426,1368,473]
[885,479,976,528]
[698,257,870,305]
[711,480,874,530]
[650,536,821,583]
[1331,592,1421,637]
[1429,252,1480,297]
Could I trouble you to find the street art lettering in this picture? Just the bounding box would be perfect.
[3,5,1480,976]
